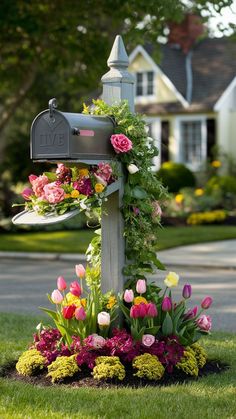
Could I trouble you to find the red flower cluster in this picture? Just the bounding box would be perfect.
[33,328,70,364]
[130,303,157,319]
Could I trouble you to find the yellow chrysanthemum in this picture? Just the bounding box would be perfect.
[95,183,105,193]
[107,295,117,309]
[133,296,148,305]
[194,188,204,197]
[81,298,87,308]
[211,160,221,168]
[64,194,71,199]
[63,292,81,308]
[71,190,80,199]
[79,168,89,177]
[175,194,184,204]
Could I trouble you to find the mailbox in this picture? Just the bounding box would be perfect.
[30,98,115,161]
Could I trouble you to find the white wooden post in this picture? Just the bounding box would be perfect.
[101,35,135,293]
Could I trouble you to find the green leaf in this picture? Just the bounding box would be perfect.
[43,172,57,181]
[39,307,58,322]
[131,186,148,199]
[162,313,173,336]
[145,326,160,335]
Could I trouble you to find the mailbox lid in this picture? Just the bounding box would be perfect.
[31,110,70,159]
[62,112,115,159]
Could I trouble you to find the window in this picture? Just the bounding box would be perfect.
[136,71,154,96]
[180,120,206,167]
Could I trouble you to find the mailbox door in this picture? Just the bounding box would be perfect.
[31,110,70,160]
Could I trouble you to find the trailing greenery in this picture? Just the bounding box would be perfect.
[84,100,167,281]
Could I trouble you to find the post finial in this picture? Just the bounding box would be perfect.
[107,35,129,68]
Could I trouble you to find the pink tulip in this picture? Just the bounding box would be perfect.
[201,296,213,310]
[197,315,212,331]
[57,276,67,291]
[51,289,63,304]
[75,306,86,321]
[138,303,147,318]
[130,305,140,319]
[70,281,82,297]
[75,264,86,279]
[142,334,155,347]
[162,296,172,312]
[97,312,110,326]
[136,279,146,294]
[185,306,198,319]
[22,187,33,201]
[29,174,38,184]
[124,289,134,303]
[146,303,158,318]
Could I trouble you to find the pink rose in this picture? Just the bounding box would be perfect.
[43,182,65,204]
[22,187,33,201]
[31,175,49,198]
[110,134,133,153]
[197,315,212,331]
[142,334,155,347]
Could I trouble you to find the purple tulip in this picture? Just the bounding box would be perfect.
[182,284,192,299]
[162,296,172,312]
[185,306,198,319]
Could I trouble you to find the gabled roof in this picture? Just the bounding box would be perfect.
[135,37,236,114]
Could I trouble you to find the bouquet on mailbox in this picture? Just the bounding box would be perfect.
[15,162,116,217]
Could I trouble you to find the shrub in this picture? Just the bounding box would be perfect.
[92,356,125,381]
[187,210,227,225]
[47,355,79,383]
[206,175,236,195]
[190,343,207,369]
[132,353,165,380]
[176,349,199,376]
[16,349,46,376]
[156,162,196,193]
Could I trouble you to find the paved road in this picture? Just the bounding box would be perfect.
[0,258,235,332]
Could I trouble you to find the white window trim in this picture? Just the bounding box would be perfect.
[135,71,157,103]
[174,115,207,171]
[145,117,161,171]
[129,45,189,108]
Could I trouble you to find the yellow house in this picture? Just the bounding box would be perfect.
[129,38,236,171]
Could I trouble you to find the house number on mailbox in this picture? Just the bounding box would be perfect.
[39,133,65,147]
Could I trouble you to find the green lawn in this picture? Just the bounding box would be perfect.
[1,225,236,254]
[0,312,236,419]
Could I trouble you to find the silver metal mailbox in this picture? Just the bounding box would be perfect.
[30,98,115,161]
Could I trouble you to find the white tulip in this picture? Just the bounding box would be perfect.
[97,311,110,326]
[127,164,139,174]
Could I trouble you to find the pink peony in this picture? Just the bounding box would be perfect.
[22,187,33,201]
[142,334,155,347]
[197,315,212,331]
[110,134,133,153]
[29,174,38,184]
[87,334,106,349]
[97,163,113,182]
[43,182,65,204]
[31,175,49,198]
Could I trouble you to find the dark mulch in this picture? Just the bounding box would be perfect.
[1,360,229,389]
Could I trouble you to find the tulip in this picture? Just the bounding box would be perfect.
[28,174,38,184]
[182,284,192,299]
[138,303,147,318]
[127,164,139,174]
[185,306,198,319]
[164,272,179,288]
[51,289,63,304]
[146,303,158,317]
[142,334,155,347]
[124,289,134,303]
[70,281,82,297]
[136,279,146,294]
[162,296,172,312]
[62,305,76,319]
[197,315,212,331]
[201,296,213,310]
[130,305,140,319]
[75,264,86,279]
[75,306,86,321]
[97,311,110,326]
[57,276,67,291]
[22,187,33,201]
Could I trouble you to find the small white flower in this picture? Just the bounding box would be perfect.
[127,164,139,174]
[145,125,150,134]
[80,201,87,210]
[97,311,110,326]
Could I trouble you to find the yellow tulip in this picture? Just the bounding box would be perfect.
[164,271,179,288]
